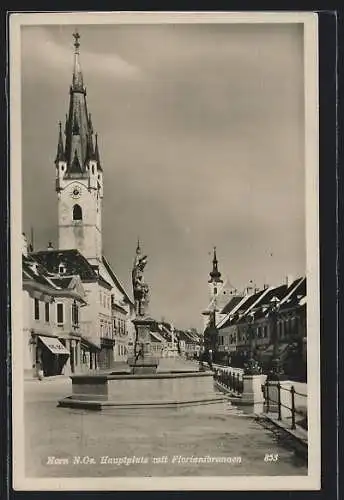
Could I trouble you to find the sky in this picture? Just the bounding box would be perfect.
[21,22,305,330]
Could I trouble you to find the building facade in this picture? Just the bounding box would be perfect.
[216,277,307,379]
[27,32,135,371]
[22,237,91,378]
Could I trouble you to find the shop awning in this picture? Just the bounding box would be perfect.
[38,336,70,355]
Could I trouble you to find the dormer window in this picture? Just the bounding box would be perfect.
[58,262,66,275]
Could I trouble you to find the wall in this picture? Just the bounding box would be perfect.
[58,179,102,262]
[80,282,101,347]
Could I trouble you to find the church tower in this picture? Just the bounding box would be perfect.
[55,32,103,265]
[208,246,224,302]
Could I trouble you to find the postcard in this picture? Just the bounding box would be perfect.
[10,11,320,491]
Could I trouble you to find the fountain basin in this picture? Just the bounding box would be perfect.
[58,370,227,410]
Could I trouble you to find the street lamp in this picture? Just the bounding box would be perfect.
[243,311,261,375]
[267,296,284,381]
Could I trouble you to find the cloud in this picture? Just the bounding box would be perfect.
[21,23,306,329]
[21,27,142,82]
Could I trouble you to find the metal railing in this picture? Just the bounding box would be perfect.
[263,380,307,430]
[213,368,243,395]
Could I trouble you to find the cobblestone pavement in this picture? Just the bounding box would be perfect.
[24,362,307,478]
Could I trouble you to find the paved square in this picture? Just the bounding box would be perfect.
[24,375,307,477]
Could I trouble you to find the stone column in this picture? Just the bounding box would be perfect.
[127,317,159,374]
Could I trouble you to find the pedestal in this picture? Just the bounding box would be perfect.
[127,317,159,374]
[239,374,265,414]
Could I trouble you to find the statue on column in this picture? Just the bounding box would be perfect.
[132,240,150,317]
[129,240,158,374]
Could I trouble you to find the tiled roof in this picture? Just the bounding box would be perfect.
[150,331,165,343]
[22,255,58,289]
[220,295,243,314]
[22,254,86,303]
[49,276,73,288]
[278,278,306,311]
[102,256,134,305]
[251,284,289,320]
[32,249,98,281]
[218,278,305,328]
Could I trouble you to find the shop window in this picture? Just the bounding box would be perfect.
[73,204,82,221]
[45,302,50,323]
[57,303,64,325]
[34,298,40,320]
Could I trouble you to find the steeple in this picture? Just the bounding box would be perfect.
[61,31,102,175]
[55,121,65,163]
[72,31,84,91]
[56,31,104,265]
[208,246,223,284]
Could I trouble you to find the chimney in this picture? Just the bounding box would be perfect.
[263,284,269,290]
[47,241,54,251]
[22,233,28,256]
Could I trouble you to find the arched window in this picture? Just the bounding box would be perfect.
[73,204,82,221]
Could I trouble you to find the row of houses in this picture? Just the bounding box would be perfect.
[22,33,202,379]
[205,277,307,378]
[149,322,201,359]
[203,249,307,379]
[22,236,137,378]
[23,235,201,379]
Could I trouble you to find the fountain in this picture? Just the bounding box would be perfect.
[58,242,226,410]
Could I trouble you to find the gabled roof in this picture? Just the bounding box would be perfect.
[32,249,98,282]
[22,254,59,289]
[251,284,288,321]
[177,330,200,344]
[217,293,254,329]
[278,277,306,311]
[220,295,243,314]
[150,331,165,343]
[22,254,87,303]
[101,256,134,305]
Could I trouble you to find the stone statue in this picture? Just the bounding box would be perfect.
[132,241,150,317]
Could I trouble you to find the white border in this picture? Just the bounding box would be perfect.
[10,11,320,491]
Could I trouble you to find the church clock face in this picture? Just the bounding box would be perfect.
[71,186,81,199]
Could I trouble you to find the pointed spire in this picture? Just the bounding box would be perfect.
[72,31,84,91]
[94,133,102,171]
[63,31,100,175]
[69,149,82,173]
[209,246,223,283]
[55,121,65,163]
